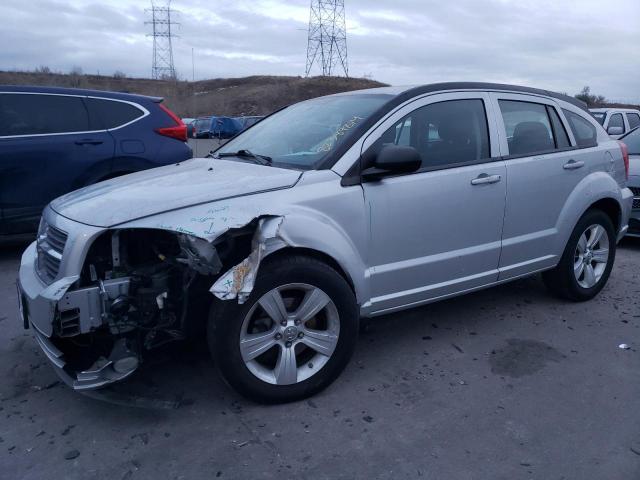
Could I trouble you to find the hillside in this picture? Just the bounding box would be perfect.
[0,71,387,117]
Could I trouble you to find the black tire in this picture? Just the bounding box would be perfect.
[542,209,616,301]
[208,254,359,404]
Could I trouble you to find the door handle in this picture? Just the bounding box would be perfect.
[74,139,103,146]
[471,174,501,185]
[563,159,585,170]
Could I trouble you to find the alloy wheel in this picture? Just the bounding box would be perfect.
[238,283,340,385]
[573,224,610,289]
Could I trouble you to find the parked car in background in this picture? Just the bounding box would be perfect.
[590,108,640,139]
[193,116,243,139]
[619,127,640,236]
[182,118,196,138]
[17,82,633,403]
[235,116,264,130]
[193,116,211,139]
[0,86,191,240]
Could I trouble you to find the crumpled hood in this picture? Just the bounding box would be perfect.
[51,158,302,227]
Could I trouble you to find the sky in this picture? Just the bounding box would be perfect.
[1,0,639,102]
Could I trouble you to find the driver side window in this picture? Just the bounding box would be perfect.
[373,99,491,170]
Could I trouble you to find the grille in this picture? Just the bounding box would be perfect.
[634,198,640,210]
[36,221,68,284]
[55,308,81,337]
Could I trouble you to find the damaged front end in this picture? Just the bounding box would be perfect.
[20,215,286,391]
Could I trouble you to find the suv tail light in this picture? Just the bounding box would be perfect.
[618,140,629,180]
[155,103,187,142]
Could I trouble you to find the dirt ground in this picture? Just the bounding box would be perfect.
[1,239,639,479]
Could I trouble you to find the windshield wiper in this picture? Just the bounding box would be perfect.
[215,149,272,166]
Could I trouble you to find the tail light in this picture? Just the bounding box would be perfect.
[618,141,629,180]
[155,103,187,142]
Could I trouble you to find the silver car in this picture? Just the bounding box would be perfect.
[17,83,634,403]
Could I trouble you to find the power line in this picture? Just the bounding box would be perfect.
[145,0,179,80]
[305,0,349,77]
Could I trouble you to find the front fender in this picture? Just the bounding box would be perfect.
[267,209,368,302]
[116,190,368,305]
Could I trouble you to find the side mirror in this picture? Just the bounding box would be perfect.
[608,126,624,136]
[362,144,421,180]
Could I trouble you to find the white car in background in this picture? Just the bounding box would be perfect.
[619,127,640,236]
[590,108,640,139]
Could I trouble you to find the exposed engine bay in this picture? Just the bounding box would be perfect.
[50,226,255,380]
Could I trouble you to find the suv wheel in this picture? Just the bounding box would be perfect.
[208,255,358,403]
[542,209,616,301]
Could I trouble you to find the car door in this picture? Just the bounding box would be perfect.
[361,92,506,314]
[489,93,591,279]
[0,92,114,235]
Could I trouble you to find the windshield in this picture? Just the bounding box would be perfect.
[591,112,606,125]
[622,127,640,155]
[216,94,391,169]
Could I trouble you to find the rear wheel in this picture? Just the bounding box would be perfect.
[542,209,616,301]
[208,255,358,403]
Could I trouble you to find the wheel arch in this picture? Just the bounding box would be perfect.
[262,247,357,297]
[587,197,621,232]
[556,171,625,253]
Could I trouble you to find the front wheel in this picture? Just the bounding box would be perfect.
[208,255,359,403]
[542,209,616,301]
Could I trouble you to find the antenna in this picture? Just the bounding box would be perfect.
[305,0,349,77]
[145,0,179,80]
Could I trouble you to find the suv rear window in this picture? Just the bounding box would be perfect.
[627,113,640,130]
[608,113,625,132]
[0,93,89,136]
[562,109,598,148]
[85,98,145,129]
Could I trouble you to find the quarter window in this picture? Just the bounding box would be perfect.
[626,113,640,129]
[547,106,571,149]
[498,100,555,156]
[86,98,144,129]
[562,109,598,148]
[374,99,491,169]
[0,93,89,136]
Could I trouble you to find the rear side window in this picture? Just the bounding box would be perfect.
[627,113,640,129]
[0,93,89,136]
[562,109,598,148]
[85,98,144,129]
[375,99,490,169]
[608,113,625,132]
[499,100,555,156]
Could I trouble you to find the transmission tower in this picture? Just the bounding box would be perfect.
[305,0,349,77]
[145,0,179,80]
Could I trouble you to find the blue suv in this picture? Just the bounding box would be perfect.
[0,86,192,239]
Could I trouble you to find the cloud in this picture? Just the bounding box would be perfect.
[0,0,638,101]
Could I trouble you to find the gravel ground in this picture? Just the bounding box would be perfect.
[1,239,639,479]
